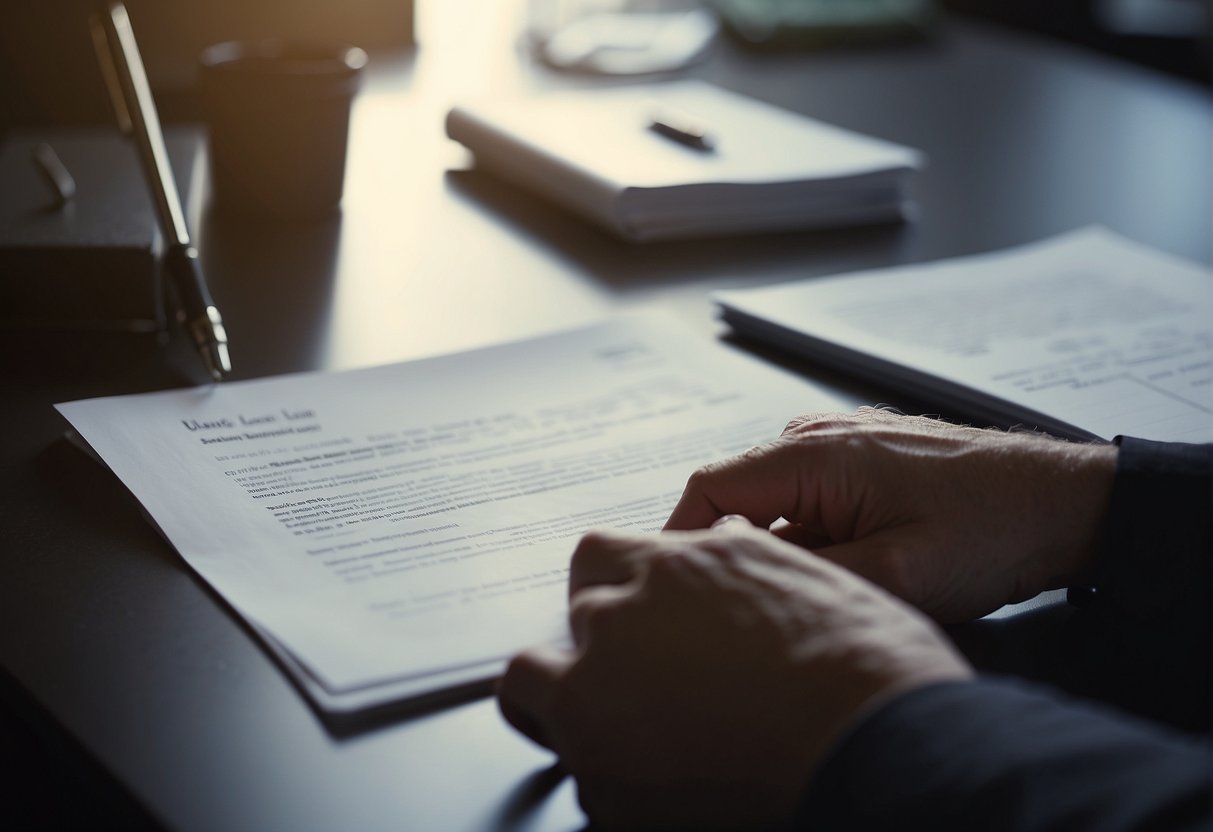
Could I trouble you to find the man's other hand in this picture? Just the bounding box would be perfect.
[498,522,972,831]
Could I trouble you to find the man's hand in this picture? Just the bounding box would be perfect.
[498,522,972,831]
[664,408,1118,622]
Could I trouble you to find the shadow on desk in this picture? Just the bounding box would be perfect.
[0,665,161,831]
[0,327,201,394]
[443,169,915,291]
[489,764,586,832]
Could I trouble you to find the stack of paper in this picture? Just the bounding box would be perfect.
[715,228,1213,443]
[446,81,923,242]
[56,315,852,721]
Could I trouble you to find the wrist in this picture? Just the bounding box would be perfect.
[799,619,974,779]
[1039,441,1119,588]
[989,436,1119,596]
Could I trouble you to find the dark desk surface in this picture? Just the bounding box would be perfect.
[1,7,1210,831]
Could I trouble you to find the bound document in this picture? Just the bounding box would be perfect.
[715,228,1213,443]
[445,81,923,242]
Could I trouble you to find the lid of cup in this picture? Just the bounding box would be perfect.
[201,41,368,79]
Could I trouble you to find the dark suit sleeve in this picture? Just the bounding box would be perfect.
[795,438,1213,831]
[796,679,1210,831]
[1062,436,1212,733]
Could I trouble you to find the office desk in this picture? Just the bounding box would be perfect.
[1,10,1209,831]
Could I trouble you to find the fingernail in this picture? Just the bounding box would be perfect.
[711,514,753,530]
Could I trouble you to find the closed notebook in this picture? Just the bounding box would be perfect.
[445,81,923,242]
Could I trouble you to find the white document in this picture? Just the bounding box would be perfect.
[717,228,1213,443]
[56,315,852,718]
[446,81,923,241]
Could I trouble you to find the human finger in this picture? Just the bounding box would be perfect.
[663,437,840,531]
[568,530,651,596]
[811,535,930,615]
[771,521,834,550]
[568,583,636,647]
[710,513,755,533]
[498,644,573,749]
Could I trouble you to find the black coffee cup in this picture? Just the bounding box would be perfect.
[200,41,367,219]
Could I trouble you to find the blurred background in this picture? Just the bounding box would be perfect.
[0,0,415,129]
[1,0,1208,136]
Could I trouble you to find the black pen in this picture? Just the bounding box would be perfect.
[92,2,231,382]
[648,107,716,152]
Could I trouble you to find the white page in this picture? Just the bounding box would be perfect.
[56,314,852,709]
[450,80,923,191]
[717,228,1213,443]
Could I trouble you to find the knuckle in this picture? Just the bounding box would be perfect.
[570,533,603,570]
[783,412,852,437]
[782,411,832,435]
[683,462,718,493]
[640,548,713,594]
[570,592,625,635]
[738,442,772,463]
[500,650,547,699]
[684,462,709,484]
[646,548,687,577]
[782,414,811,435]
[575,529,613,553]
[570,529,626,571]
[643,547,704,588]
[500,654,527,686]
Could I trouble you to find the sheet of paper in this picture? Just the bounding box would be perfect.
[56,314,853,712]
[717,229,1213,443]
